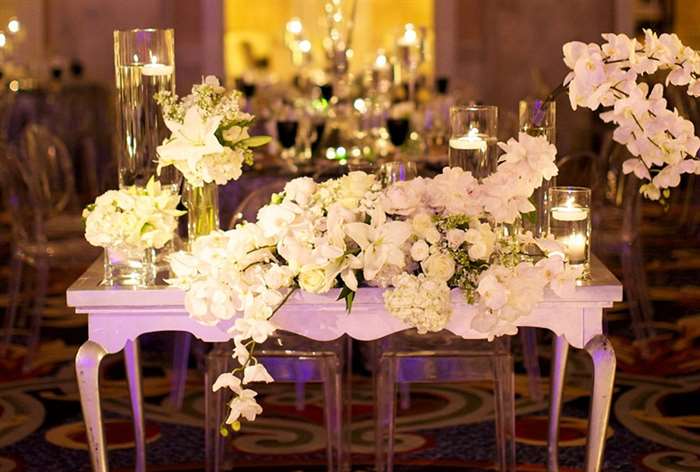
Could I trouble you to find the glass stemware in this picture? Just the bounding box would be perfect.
[378,160,417,187]
[386,117,410,148]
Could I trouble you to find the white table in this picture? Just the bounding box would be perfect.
[67,256,622,472]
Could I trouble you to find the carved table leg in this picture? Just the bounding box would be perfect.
[124,338,146,472]
[76,340,109,472]
[547,335,569,471]
[583,335,616,472]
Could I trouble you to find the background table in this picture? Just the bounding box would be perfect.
[67,256,622,472]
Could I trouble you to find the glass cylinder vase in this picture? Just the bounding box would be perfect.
[114,28,177,190]
[103,247,156,287]
[184,181,220,244]
[547,186,591,276]
[448,105,498,180]
[519,99,556,238]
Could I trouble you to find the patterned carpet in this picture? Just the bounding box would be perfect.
[2,317,700,471]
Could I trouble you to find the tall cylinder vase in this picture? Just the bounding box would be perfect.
[111,28,177,285]
[519,99,556,238]
[184,182,220,244]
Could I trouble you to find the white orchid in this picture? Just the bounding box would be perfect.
[226,389,263,423]
[243,364,274,384]
[562,30,700,198]
[345,219,412,281]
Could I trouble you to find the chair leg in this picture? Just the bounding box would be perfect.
[23,258,48,372]
[548,335,569,472]
[399,382,411,410]
[322,355,344,471]
[1,253,23,356]
[375,355,397,472]
[125,338,146,472]
[168,332,192,410]
[205,344,232,472]
[493,354,516,472]
[294,381,306,412]
[520,327,543,403]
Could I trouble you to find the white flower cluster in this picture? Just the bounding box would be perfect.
[167,133,576,427]
[83,178,183,252]
[384,273,452,334]
[155,76,269,187]
[562,30,700,199]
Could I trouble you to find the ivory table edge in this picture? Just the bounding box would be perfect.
[68,255,622,472]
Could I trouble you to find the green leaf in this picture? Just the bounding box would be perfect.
[240,136,272,148]
[523,210,537,226]
[336,286,356,313]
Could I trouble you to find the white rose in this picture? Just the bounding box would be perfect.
[412,213,440,244]
[410,240,430,261]
[264,264,294,290]
[298,265,334,293]
[284,177,317,206]
[380,179,424,216]
[256,202,297,238]
[421,252,455,282]
[338,171,376,207]
[445,228,467,249]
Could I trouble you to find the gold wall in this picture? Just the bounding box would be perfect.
[223,0,433,83]
[675,0,700,50]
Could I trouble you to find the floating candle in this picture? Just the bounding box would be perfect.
[141,56,173,76]
[449,128,487,152]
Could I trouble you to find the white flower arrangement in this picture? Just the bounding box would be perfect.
[155,76,270,187]
[167,132,581,430]
[561,30,700,200]
[83,178,184,252]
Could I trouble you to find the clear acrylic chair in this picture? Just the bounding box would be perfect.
[203,179,349,471]
[205,335,347,471]
[374,331,515,472]
[558,141,655,345]
[0,146,99,367]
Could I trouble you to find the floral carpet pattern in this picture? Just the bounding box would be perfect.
[2,318,700,471]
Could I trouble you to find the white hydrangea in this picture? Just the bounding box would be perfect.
[384,273,453,334]
[83,178,183,252]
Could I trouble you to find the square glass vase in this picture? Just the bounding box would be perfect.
[103,247,156,287]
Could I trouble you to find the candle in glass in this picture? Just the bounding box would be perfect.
[548,187,591,273]
[448,105,498,179]
[114,29,176,190]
